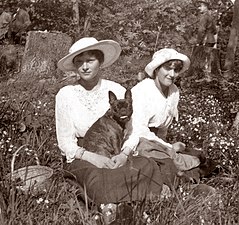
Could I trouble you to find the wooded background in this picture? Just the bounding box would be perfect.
[1,0,237,65]
[0,2,239,224]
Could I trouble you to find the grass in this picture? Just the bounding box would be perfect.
[0,55,239,224]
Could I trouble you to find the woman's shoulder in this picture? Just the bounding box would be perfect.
[56,85,76,97]
[102,79,123,86]
[132,78,154,91]
[130,79,155,100]
[101,79,125,93]
[57,85,75,92]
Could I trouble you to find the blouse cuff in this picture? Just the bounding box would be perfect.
[64,147,78,163]
[122,136,139,153]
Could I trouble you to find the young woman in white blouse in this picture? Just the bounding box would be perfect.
[55,37,169,205]
[113,48,202,172]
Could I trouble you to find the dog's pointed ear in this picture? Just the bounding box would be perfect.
[109,91,117,103]
[125,89,132,101]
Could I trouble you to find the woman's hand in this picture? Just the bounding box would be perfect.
[82,151,116,169]
[172,142,186,152]
[111,152,128,168]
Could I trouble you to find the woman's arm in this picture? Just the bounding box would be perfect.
[55,87,116,168]
[55,88,79,162]
[80,150,116,168]
[113,82,174,168]
[122,85,173,154]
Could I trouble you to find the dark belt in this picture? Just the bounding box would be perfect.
[149,127,158,135]
[77,137,84,147]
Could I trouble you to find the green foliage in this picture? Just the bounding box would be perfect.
[1,0,75,34]
[0,0,239,224]
[31,0,74,33]
[1,0,234,59]
[91,0,199,57]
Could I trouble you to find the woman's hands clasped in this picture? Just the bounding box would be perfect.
[82,151,128,169]
[111,152,128,168]
[82,151,116,169]
[81,151,128,169]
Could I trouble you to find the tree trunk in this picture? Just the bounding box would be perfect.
[223,0,239,79]
[83,15,91,36]
[0,191,6,225]
[21,31,72,78]
[72,0,80,40]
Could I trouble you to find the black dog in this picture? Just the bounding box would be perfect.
[83,90,133,158]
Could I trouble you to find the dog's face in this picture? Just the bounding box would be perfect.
[108,90,133,126]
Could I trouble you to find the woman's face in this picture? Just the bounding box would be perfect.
[73,51,101,81]
[155,60,183,88]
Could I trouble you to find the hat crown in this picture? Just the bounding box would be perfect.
[69,37,99,54]
[152,48,178,60]
[145,48,190,77]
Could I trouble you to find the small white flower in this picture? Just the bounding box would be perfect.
[105,211,112,216]
[94,215,100,220]
[36,198,44,204]
[100,204,105,210]
[108,203,114,209]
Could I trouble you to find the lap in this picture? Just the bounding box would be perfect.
[64,156,176,204]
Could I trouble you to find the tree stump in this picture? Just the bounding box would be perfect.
[21,31,72,78]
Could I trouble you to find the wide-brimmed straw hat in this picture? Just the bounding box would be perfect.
[57,37,121,71]
[145,48,190,77]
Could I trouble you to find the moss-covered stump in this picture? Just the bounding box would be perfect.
[21,31,72,79]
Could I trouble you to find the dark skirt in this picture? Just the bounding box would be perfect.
[64,156,177,204]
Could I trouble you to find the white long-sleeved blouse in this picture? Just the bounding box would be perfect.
[122,78,179,152]
[55,79,126,162]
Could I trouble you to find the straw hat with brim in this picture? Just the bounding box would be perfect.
[57,37,122,72]
[145,48,190,77]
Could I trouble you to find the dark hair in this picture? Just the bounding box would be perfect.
[152,60,183,78]
[73,50,104,65]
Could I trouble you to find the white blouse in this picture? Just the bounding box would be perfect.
[55,79,126,162]
[122,78,179,151]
